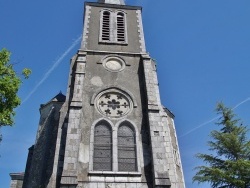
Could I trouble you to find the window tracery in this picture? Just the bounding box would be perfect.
[96,90,132,118]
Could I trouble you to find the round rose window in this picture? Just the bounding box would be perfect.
[96,91,132,118]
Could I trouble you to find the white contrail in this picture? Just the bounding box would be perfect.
[179,97,250,138]
[22,35,82,104]
[179,116,220,138]
[232,97,250,110]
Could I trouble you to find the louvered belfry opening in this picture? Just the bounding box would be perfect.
[93,121,112,171]
[118,123,137,171]
[102,11,110,41]
[117,12,125,42]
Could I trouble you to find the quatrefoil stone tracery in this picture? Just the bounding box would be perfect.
[97,92,131,118]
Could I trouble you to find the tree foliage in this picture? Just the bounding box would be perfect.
[193,103,250,188]
[0,48,31,127]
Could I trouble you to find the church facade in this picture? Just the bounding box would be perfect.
[10,0,185,187]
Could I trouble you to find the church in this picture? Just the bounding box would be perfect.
[10,0,185,187]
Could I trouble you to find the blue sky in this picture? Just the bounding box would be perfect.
[1,0,250,187]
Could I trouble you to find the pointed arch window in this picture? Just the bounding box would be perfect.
[93,121,112,171]
[90,119,141,175]
[100,10,127,44]
[118,123,137,171]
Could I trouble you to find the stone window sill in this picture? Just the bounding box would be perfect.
[99,41,128,45]
[88,171,141,176]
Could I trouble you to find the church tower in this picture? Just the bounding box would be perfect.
[19,0,185,187]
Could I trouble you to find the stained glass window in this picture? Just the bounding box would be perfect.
[93,121,112,171]
[118,123,137,171]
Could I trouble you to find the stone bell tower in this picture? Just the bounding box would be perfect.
[19,0,185,187]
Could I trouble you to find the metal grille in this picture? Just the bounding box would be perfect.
[118,124,137,171]
[117,13,125,42]
[93,123,112,171]
[102,11,110,41]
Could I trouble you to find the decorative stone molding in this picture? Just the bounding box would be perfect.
[102,56,126,72]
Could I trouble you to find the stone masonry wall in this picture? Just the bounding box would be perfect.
[10,180,23,188]
[23,102,64,188]
[142,54,185,188]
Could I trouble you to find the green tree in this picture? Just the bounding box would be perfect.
[193,103,250,188]
[0,48,31,127]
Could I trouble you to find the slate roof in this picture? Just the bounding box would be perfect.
[40,92,66,109]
